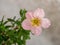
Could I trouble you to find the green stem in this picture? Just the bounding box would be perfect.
[23,35,26,45]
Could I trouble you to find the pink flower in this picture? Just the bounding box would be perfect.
[22,8,51,35]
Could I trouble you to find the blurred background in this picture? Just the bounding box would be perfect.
[0,0,60,45]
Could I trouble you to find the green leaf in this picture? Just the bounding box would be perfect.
[8,18,15,22]
[1,16,4,23]
[0,25,5,31]
[0,16,4,25]
[4,21,8,25]
[17,40,23,45]
[5,25,12,29]
[0,35,3,43]
[20,9,27,17]
[2,35,9,41]
[13,16,16,20]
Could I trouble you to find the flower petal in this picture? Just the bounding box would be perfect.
[31,27,42,36]
[34,8,45,18]
[26,11,33,19]
[42,18,51,28]
[22,19,31,30]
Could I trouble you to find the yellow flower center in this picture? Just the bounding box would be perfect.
[31,18,41,27]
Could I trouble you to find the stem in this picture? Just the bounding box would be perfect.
[23,35,26,45]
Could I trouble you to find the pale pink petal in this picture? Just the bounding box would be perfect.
[22,19,31,30]
[42,18,51,28]
[34,8,45,18]
[31,27,42,36]
[26,11,33,19]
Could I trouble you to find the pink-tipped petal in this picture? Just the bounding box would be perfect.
[42,18,51,28]
[34,8,45,18]
[26,11,33,19]
[31,27,42,36]
[22,19,31,30]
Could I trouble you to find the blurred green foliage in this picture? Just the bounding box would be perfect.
[0,9,30,45]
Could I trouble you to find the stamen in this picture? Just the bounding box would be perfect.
[31,18,41,27]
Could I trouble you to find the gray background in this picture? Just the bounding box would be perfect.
[0,0,60,45]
